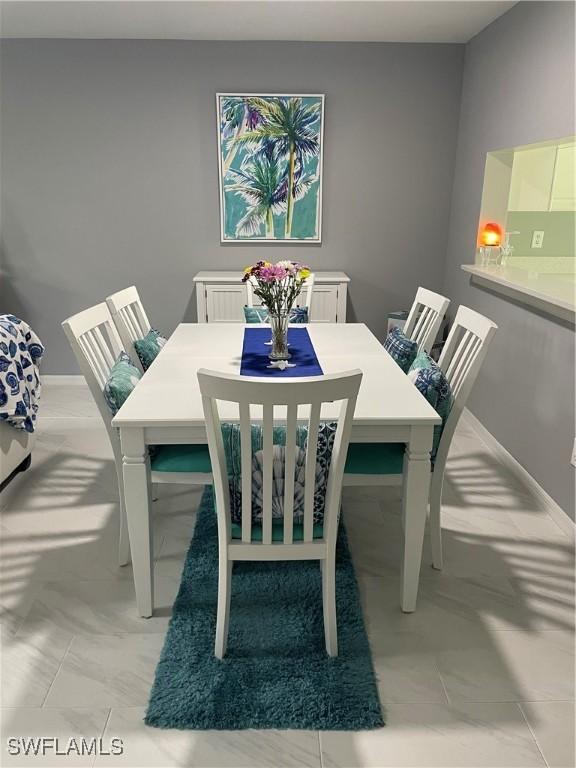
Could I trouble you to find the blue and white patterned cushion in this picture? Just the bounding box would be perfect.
[103,352,142,415]
[221,422,337,526]
[0,315,44,433]
[289,307,309,324]
[383,326,418,373]
[408,351,453,460]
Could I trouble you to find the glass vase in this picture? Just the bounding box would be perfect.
[268,311,291,360]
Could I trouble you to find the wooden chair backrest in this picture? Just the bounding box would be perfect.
[403,287,450,354]
[62,303,125,462]
[434,304,498,470]
[106,286,151,370]
[197,369,362,550]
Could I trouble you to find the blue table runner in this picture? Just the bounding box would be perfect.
[240,327,323,378]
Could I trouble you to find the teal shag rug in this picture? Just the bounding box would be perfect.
[145,487,384,730]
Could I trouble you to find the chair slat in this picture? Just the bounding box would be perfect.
[91,328,113,375]
[452,336,481,396]
[448,331,476,389]
[283,403,298,544]
[303,402,321,543]
[122,305,140,342]
[239,401,252,543]
[420,312,437,347]
[403,287,450,354]
[445,329,471,381]
[79,336,105,388]
[262,403,274,545]
[131,302,149,337]
[106,287,153,372]
[83,331,108,385]
[419,309,437,348]
[117,308,132,340]
[93,326,115,368]
[412,306,430,344]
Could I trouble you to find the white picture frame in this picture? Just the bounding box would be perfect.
[216,93,325,244]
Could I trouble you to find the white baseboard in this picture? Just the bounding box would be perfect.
[43,374,87,386]
[461,407,575,539]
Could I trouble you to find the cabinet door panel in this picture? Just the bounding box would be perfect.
[205,285,246,322]
[308,286,339,322]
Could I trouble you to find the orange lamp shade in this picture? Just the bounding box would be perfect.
[480,222,502,247]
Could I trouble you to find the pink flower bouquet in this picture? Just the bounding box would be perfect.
[242,260,311,317]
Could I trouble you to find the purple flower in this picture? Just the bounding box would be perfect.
[259,265,288,283]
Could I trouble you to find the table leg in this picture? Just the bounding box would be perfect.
[400,425,433,613]
[120,427,154,618]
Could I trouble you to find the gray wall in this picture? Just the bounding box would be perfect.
[3,13,572,516]
[442,1,575,517]
[0,39,463,372]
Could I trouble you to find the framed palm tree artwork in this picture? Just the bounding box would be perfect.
[217,93,325,243]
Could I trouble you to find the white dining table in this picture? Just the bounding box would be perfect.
[112,323,440,618]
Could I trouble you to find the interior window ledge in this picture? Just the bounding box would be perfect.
[461,264,575,324]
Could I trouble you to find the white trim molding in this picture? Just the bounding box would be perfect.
[461,407,575,539]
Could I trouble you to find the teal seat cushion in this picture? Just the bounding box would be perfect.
[345,442,405,475]
[243,306,269,323]
[151,444,212,474]
[134,328,167,371]
[231,519,325,542]
[103,352,141,415]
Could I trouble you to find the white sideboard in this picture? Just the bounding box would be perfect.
[193,271,350,323]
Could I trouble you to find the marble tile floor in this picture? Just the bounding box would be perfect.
[0,381,574,767]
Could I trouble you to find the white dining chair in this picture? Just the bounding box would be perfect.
[198,368,362,659]
[403,287,450,354]
[106,286,152,372]
[245,273,316,315]
[344,305,497,570]
[62,303,212,567]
